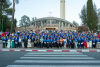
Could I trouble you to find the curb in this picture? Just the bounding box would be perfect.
[0,49,100,52]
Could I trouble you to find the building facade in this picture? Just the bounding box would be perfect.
[16,17,77,32]
[15,0,77,32]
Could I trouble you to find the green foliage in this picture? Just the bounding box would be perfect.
[79,5,88,26]
[80,1,99,32]
[19,15,30,27]
[0,0,17,32]
[72,21,79,27]
[93,3,99,31]
[87,0,95,31]
[6,8,13,15]
[78,26,89,32]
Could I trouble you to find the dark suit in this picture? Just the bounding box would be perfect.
[24,38,28,48]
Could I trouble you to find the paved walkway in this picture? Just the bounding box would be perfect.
[0,40,2,48]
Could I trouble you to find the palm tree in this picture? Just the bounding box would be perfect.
[11,0,19,33]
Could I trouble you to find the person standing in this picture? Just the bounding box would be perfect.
[49,38,53,48]
[28,38,31,48]
[71,38,75,49]
[84,38,87,48]
[24,37,28,48]
[40,37,44,48]
[89,38,92,49]
[22,36,25,48]
[63,38,67,48]
[19,36,22,48]
[77,37,81,49]
[11,37,15,48]
[47,38,50,48]
[87,38,90,49]
[34,38,37,48]
[37,40,40,48]
[60,37,63,48]
[75,38,77,49]
[15,36,18,48]
[2,36,6,48]
[53,38,56,48]
[7,37,11,48]
[43,38,47,48]
[31,36,34,48]
[96,38,100,48]
[81,37,84,49]
[67,37,70,49]
[56,38,60,48]
[92,38,96,48]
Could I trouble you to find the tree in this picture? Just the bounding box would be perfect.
[78,26,89,32]
[72,21,79,27]
[93,3,99,31]
[87,0,95,31]
[11,0,19,33]
[19,15,30,31]
[19,15,30,26]
[14,18,17,31]
[80,2,99,32]
[79,5,88,26]
[0,0,12,31]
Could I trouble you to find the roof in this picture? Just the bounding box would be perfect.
[26,17,75,27]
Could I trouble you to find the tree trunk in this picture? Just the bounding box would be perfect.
[11,0,15,33]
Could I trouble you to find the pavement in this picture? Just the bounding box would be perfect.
[0,51,100,67]
[0,40,2,48]
[0,48,100,52]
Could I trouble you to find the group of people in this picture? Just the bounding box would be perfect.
[1,30,100,49]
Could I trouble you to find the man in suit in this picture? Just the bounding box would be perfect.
[24,37,28,48]
[31,36,35,48]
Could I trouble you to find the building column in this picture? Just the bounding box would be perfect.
[35,22,36,28]
[62,22,63,29]
[41,21,42,28]
[59,22,60,29]
[65,22,66,27]
[68,24,70,28]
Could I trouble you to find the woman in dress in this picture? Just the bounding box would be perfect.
[63,37,67,48]
[11,36,15,48]
[28,38,31,48]
[84,38,87,48]
[7,37,11,48]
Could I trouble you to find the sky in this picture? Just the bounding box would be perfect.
[10,0,100,26]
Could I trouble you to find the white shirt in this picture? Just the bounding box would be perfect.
[19,38,21,42]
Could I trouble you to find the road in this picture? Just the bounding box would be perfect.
[0,51,100,67]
